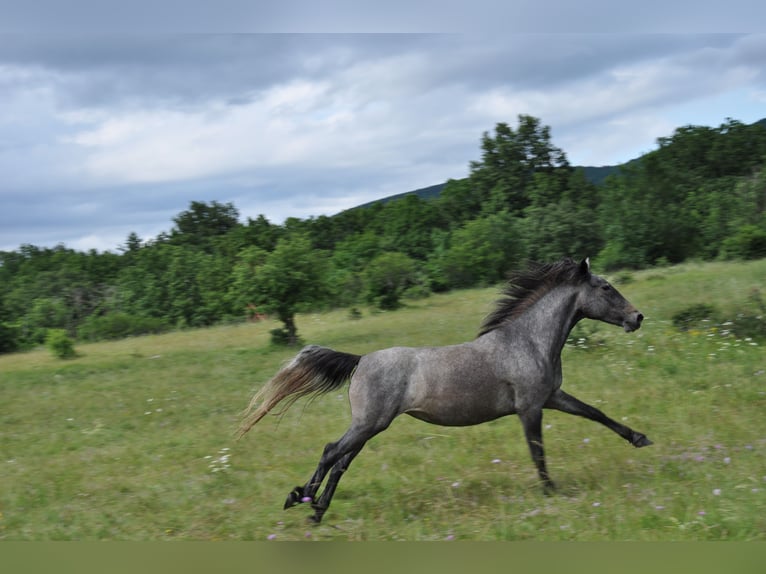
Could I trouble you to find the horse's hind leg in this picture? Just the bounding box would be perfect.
[308,447,362,523]
[284,421,387,521]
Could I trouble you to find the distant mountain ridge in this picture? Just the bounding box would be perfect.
[356,117,766,208]
[356,165,622,209]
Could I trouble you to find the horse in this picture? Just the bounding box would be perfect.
[238,257,652,524]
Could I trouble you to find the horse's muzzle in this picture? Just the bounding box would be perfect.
[623,311,644,332]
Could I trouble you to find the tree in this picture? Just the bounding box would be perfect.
[521,168,603,262]
[432,212,523,288]
[362,252,419,310]
[229,235,328,345]
[469,115,571,216]
[170,201,240,250]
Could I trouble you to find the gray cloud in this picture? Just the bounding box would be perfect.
[1,33,765,252]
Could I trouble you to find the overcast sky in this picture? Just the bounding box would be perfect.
[2,6,766,252]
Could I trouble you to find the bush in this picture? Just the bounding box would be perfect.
[672,303,719,332]
[269,327,303,347]
[348,307,363,320]
[363,252,419,310]
[729,289,766,341]
[720,225,766,260]
[46,329,77,359]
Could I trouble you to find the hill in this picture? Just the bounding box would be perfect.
[357,117,766,206]
[351,163,627,208]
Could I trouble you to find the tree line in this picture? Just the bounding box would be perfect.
[1,115,765,352]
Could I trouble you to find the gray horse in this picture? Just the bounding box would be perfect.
[238,257,652,523]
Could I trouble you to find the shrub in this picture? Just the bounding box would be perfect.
[348,308,363,321]
[720,225,766,260]
[363,252,419,310]
[729,289,766,341]
[269,327,302,347]
[672,303,719,331]
[46,329,77,359]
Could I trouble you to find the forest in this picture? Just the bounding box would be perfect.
[1,115,765,353]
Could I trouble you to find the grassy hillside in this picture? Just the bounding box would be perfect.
[1,259,764,540]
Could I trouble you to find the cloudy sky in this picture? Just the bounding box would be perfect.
[1,5,766,252]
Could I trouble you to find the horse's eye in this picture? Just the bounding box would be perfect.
[601,284,612,292]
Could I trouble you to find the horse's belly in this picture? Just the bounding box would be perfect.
[405,407,515,427]
[404,390,516,427]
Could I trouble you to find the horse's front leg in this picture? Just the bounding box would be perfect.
[518,408,556,494]
[544,389,652,447]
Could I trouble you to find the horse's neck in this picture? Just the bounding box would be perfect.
[508,286,581,357]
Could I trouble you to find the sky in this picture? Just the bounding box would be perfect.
[1,4,766,253]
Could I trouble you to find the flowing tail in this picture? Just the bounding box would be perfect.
[237,345,362,438]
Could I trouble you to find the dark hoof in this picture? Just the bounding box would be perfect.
[307,513,323,524]
[307,502,326,524]
[543,480,557,495]
[283,486,307,509]
[631,433,653,448]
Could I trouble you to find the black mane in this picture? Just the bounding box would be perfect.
[478,258,585,337]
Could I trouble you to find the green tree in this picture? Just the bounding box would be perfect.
[431,212,523,288]
[521,169,603,262]
[170,201,241,250]
[469,115,571,216]
[229,235,328,345]
[362,252,419,310]
[376,194,445,260]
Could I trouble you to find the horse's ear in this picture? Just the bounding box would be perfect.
[579,257,590,275]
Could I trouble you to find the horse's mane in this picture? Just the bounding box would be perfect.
[477,258,585,337]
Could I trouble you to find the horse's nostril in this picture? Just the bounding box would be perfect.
[637,313,644,324]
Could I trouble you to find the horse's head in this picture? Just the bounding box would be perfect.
[576,258,643,332]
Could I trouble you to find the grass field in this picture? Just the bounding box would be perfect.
[1,259,765,541]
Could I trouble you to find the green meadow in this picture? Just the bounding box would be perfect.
[1,259,764,541]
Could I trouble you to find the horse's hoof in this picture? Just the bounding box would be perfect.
[307,513,323,524]
[632,433,653,448]
[543,481,557,495]
[283,486,305,509]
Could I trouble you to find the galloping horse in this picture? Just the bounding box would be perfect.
[238,258,652,523]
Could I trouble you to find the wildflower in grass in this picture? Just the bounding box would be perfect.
[723,457,731,464]
[654,505,665,511]
[592,502,601,507]
[267,534,276,541]
[698,510,706,516]
[491,458,502,464]
[207,448,232,473]
[451,481,460,488]
[713,488,721,496]
[583,438,590,444]
[444,534,455,541]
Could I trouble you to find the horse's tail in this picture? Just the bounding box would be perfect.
[237,345,362,439]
